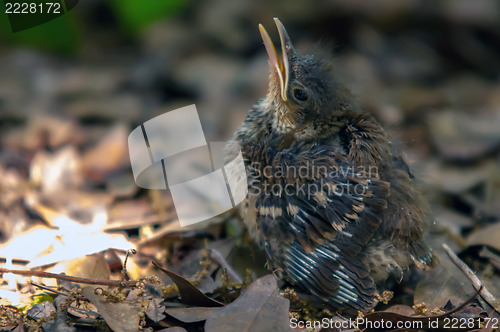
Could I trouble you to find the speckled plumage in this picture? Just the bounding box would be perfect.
[225,19,435,311]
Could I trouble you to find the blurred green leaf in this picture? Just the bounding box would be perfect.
[0,2,79,54]
[32,294,54,305]
[111,0,188,34]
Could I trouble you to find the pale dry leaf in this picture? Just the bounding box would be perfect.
[204,274,292,332]
[165,307,218,323]
[466,223,500,251]
[82,287,142,332]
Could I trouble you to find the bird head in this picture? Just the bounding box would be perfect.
[259,18,353,138]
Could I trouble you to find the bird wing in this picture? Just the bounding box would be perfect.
[343,114,436,268]
[250,141,390,310]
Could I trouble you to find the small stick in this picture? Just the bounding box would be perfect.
[442,243,500,314]
[0,267,137,287]
[104,215,176,232]
[30,282,68,296]
[121,249,137,281]
[209,249,242,283]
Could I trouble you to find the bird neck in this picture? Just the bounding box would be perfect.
[265,95,354,143]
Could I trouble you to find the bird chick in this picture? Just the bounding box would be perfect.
[225,18,435,312]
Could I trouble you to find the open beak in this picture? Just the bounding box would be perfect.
[259,18,292,101]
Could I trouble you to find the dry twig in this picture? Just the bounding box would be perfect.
[443,243,500,314]
[209,248,242,283]
[0,267,137,287]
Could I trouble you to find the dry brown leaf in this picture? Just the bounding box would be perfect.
[154,262,223,307]
[81,123,130,181]
[466,223,500,251]
[204,275,292,332]
[165,307,218,323]
[82,287,142,332]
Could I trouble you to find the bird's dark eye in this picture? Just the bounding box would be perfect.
[293,88,308,102]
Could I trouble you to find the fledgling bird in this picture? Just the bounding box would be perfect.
[225,18,436,311]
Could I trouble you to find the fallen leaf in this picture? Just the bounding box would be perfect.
[66,254,110,278]
[30,146,83,194]
[419,159,494,194]
[82,287,143,332]
[414,249,475,309]
[466,223,500,251]
[63,254,110,289]
[383,304,416,316]
[479,246,500,270]
[26,301,55,321]
[204,275,292,332]
[81,123,130,182]
[432,206,473,237]
[154,262,223,307]
[4,115,82,152]
[12,323,25,332]
[427,110,500,162]
[146,297,166,323]
[165,307,218,323]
